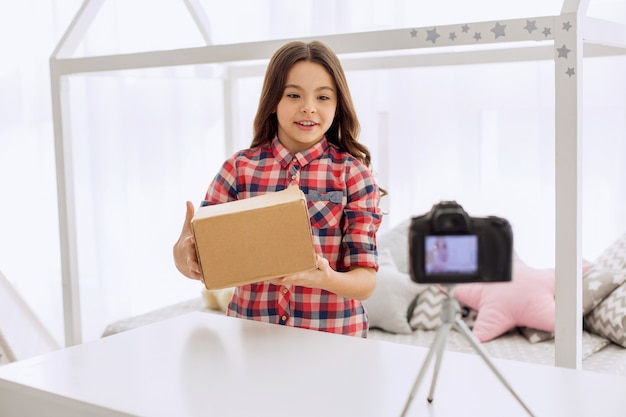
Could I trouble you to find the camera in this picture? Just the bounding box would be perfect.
[408,201,513,284]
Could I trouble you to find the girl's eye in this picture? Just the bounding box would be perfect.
[286,93,300,99]
[318,95,330,101]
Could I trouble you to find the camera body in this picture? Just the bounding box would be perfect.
[409,201,513,284]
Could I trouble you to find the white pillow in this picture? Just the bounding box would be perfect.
[376,220,411,274]
[363,249,426,334]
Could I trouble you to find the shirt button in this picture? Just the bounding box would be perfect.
[291,175,297,180]
[281,315,287,322]
[282,288,288,294]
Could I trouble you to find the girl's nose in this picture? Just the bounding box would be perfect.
[301,98,316,113]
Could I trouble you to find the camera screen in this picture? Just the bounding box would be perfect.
[424,235,478,275]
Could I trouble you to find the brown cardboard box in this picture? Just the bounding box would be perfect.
[191,186,316,289]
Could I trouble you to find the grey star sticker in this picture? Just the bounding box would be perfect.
[563,21,572,31]
[542,27,552,37]
[557,44,571,59]
[449,32,457,41]
[566,67,576,77]
[461,24,470,33]
[410,28,418,38]
[491,22,506,38]
[524,20,537,33]
[426,28,440,44]
[473,32,482,41]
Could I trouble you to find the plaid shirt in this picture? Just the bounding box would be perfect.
[202,137,382,337]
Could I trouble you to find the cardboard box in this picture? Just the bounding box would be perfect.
[191,186,316,289]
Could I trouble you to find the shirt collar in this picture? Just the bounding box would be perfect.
[271,136,328,168]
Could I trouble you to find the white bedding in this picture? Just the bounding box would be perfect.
[368,327,626,376]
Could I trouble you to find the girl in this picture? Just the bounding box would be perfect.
[173,40,382,338]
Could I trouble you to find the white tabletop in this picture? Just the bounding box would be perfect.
[1,312,625,417]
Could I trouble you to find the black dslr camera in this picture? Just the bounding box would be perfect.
[409,201,513,284]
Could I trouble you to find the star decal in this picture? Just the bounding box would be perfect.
[461,24,470,33]
[542,27,552,37]
[557,44,571,59]
[566,67,576,77]
[563,21,572,31]
[449,32,457,41]
[524,19,537,34]
[426,28,440,44]
[491,22,506,38]
[410,28,418,38]
[473,32,482,41]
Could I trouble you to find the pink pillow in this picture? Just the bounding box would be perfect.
[452,255,559,343]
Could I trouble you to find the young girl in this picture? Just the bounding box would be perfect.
[173,40,382,338]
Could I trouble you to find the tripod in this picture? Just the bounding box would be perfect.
[400,286,535,417]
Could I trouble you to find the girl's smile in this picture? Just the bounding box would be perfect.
[295,119,319,130]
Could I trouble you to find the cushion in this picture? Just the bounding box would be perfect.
[408,285,477,331]
[452,255,557,343]
[581,232,626,347]
[518,327,554,344]
[584,281,626,348]
[519,262,616,343]
[376,219,411,274]
[201,287,235,312]
[408,285,448,330]
[582,266,626,314]
[363,249,425,334]
[594,232,626,271]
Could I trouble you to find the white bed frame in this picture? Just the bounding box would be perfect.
[49,0,626,370]
[0,270,60,362]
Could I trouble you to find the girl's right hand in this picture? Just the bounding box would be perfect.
[173,201,203,282]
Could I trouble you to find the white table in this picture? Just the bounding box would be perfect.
[0,312,625,417]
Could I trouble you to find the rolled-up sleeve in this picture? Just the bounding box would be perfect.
[341,162,382,271]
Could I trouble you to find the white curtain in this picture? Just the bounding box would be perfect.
[1,0,625,345]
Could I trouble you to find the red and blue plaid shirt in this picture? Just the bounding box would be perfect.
[202,137,382,337]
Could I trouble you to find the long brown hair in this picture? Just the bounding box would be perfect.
[251,41,372,169]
